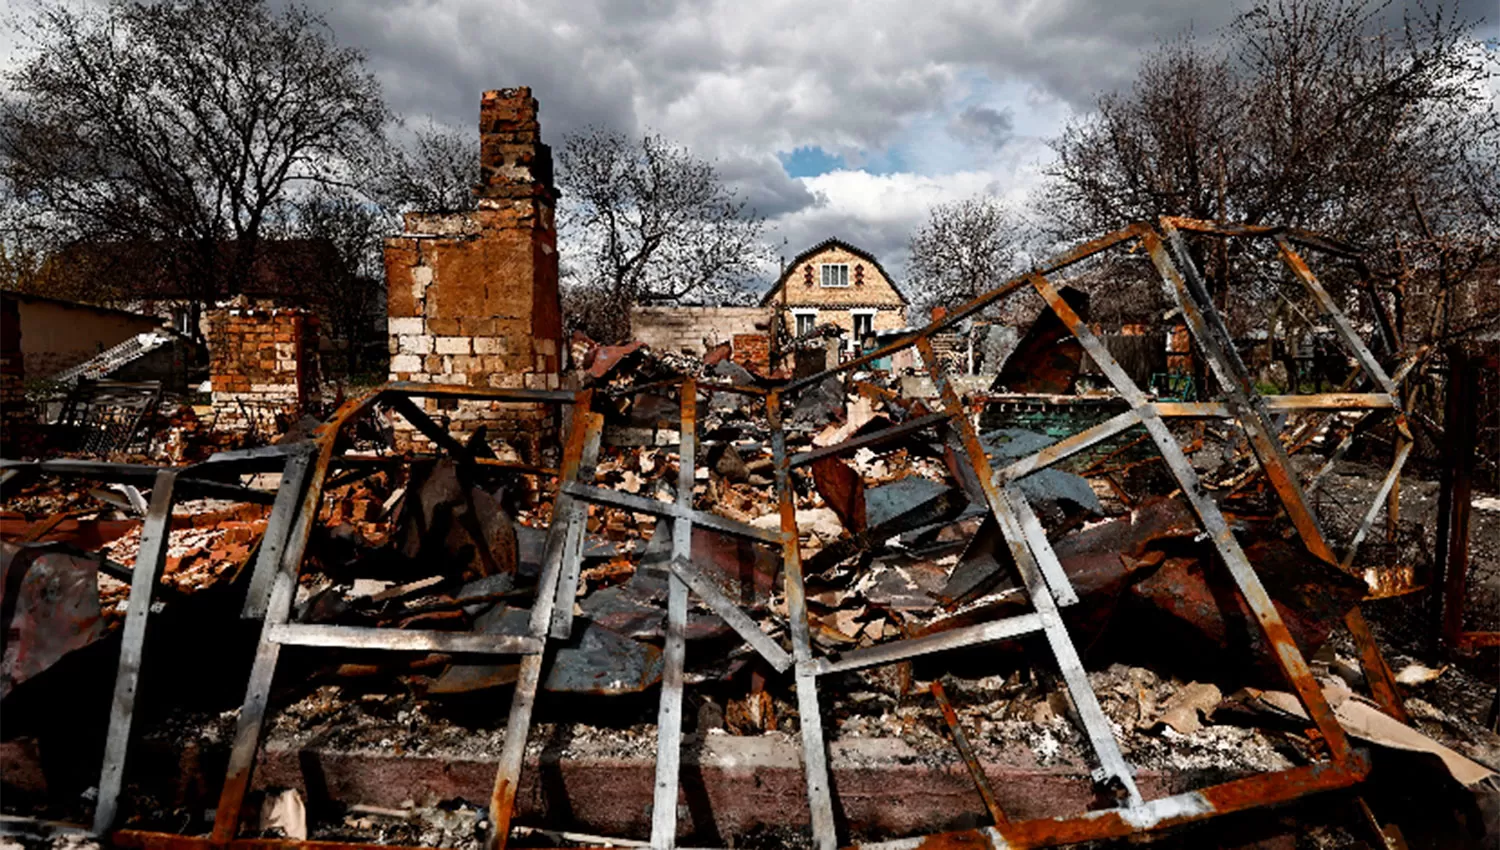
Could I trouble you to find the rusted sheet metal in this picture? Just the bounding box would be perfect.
[930,681,1008,826]
[990,286,1090,394]
[1127,536,1369,681]
[585,340,649,379]
[0,543,104,700]
[812,456,866,533]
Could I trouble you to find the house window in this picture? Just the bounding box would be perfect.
[850,309,877,351]
[820,263,850,288]
[792,309,818,337]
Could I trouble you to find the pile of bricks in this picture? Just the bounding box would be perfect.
[206,297,318,432]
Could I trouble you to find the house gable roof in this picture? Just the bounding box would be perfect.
[760,237,909,306]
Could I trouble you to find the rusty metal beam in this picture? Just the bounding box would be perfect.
[917,333,1141,807]
[491,393,595,849]
[561,482,785,545]
[993,409,1142,483]
[549,408,605,640]
[650,379,697,849]
[1154,225,1408,722]
[768,391,838,850]
[1340,440,1412,571]
[267,624,541,654]
[212,391,373,843]
[1273,238,1401,402]
[380,382,575,403]
[242,451,314,619]
[814,613,1044,676]
[852,751,1370,849]
[668,556,792,673]
[93,469,179,835]
[790,413,950,469]
[783,223,1154,393]
[930,681,1008,826]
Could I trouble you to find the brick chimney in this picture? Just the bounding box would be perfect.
[385,87,563,462]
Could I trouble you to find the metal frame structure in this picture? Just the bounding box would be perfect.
[754,216,1407,849]
[0,444,315,837]
[0,218,1421,850]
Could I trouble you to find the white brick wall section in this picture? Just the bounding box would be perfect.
[434,336,472,355]
[391,354,422,372]
[389,317,425,335]
[398,334,433,354]
[473,337,505,355]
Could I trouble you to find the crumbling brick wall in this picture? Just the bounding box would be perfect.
[629,306,770,356]
[385,87,562,462]
[732,333,770,373]
[207,298,318,431]
[1,295,26,427]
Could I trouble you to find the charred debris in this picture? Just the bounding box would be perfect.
[2,218,1499,850]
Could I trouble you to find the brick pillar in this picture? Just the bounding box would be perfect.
[0,294,27,429]
[385,86,561,461]
[207,297,319,431]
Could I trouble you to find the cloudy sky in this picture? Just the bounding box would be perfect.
[6,0,1497,287]
[313,0,1228,279]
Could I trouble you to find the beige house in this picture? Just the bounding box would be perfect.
[760,238,909,351]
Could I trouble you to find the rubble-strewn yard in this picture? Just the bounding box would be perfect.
[4,212,1499,850]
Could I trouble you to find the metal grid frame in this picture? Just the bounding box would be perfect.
[0,445,314,837]
[758,216,1406,849]
[0,217,1421,850]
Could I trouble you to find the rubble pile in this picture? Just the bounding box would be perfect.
[2,220,1498,850]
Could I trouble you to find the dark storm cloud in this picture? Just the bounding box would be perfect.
[950,105,1016,149]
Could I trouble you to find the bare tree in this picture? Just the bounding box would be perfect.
[372,120,478,214]
[0,0,387,328]
[269,187,387,371]
[557,128,771,339]
[908,196,1023,309]
[1039,0,1500,342]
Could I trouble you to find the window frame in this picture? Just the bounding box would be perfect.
[849,308,877,351]
[791,308,819,337]
[819,263,850,288]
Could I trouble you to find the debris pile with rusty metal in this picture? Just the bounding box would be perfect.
[3,219,1498,850]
